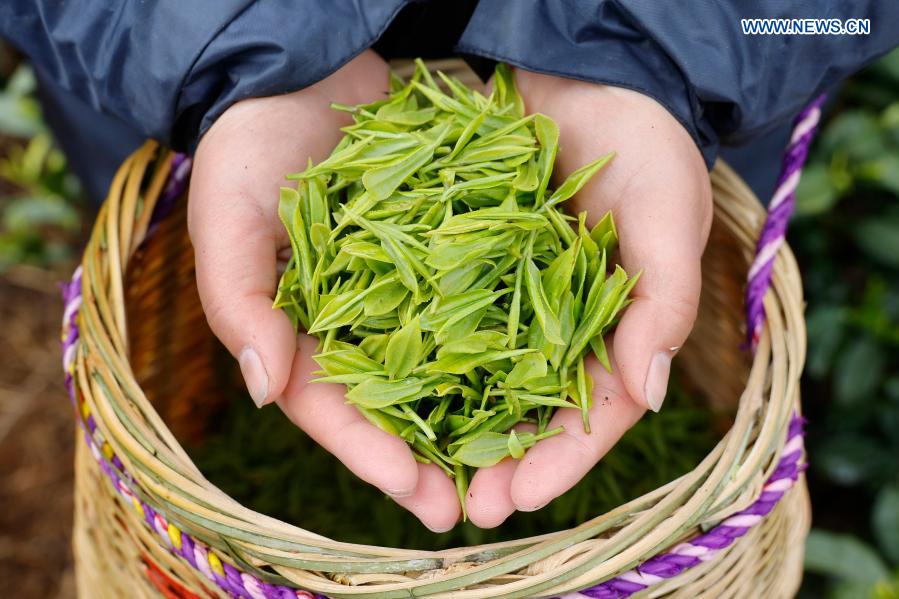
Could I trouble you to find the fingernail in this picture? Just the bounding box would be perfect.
[424,523,454,534]
[239,347,269,408]
[517,502,547,513]
[645,351,672,413]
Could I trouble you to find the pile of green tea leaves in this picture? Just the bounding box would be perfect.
[186,371,722,549]
[274,60,637,503]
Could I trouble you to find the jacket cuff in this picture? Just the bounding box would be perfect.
[455,0,718,168]
[175,0,410,152]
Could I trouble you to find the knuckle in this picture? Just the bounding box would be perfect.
[203,299,234,340]
[666,294,700,326]
[561,430,601,464]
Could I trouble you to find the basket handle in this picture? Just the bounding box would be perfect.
[746,95,826,350]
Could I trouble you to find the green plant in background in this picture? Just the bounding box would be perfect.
[805,531,899,599]
[794,47,899,599]
[0,64,43,138]
[0,64,81,271]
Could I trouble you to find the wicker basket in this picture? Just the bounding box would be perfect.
[63,63,810,599]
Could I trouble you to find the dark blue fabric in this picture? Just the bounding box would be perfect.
[35,68,144,202]
[457,0,707,160]
[458,0,899,167]
[2,0,898,192]
[179,0,412,150]
[1,1,250,150]
[0,0,410,152]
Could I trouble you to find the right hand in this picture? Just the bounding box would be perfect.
[188,51,461,532]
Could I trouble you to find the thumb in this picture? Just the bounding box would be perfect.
[188,178,296,409]
[613,283,699,413]
[612,204,708,413]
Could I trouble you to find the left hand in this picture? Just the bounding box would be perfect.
[466,70,714,527]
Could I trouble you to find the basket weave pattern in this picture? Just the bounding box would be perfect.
[64,62,810,599]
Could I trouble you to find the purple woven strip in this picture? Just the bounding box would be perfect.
[76,406,326,599]
[560,416,807,599]
[179,532,197,569]
[60,153,327,599]
[746,95,826,349]
[149,152,191,231]
[61,265,82,402]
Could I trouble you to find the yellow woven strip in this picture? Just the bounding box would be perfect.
[168,523,183,551]
[208,552,225,578]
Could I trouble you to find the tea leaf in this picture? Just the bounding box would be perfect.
[362,121,450,200]
[342,241,392,263]
[451,428,563,468]
[427,349,536,375]
[507,430,525,459]
[524,258,563,344]
[385,317,422,379]
[363,280,408,316]
[438,330,508,356]
[345,377,428,409]
[505,352,548,388]
[314,348,383,376]
[542,153,614,212]
[493,63,525,117]
[542,241,579,306]
[420,289,504,331]
[534,114,559,204]
[591,211,619,253]
[359,334,389,362]
[307,291,365,333]
[589,335,612,372]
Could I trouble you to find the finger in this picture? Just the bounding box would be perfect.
[391,463,462,533]
[511,351,644,512]
[466,458,517,529]
[276,335,419,497]
[611,173,710,412]
[466,423,537,528]
[565,134,709,414]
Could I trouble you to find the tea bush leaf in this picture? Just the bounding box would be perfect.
[805,530,890,584]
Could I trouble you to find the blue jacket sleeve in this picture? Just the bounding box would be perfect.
[0,0,409,151]
[457,0,899,166]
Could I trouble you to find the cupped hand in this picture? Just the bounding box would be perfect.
[466,70,714,527]
[188,51,460,532]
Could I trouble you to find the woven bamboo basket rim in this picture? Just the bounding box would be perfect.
[66,62,807,598]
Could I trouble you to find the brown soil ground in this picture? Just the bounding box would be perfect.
[0,265,77,598]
